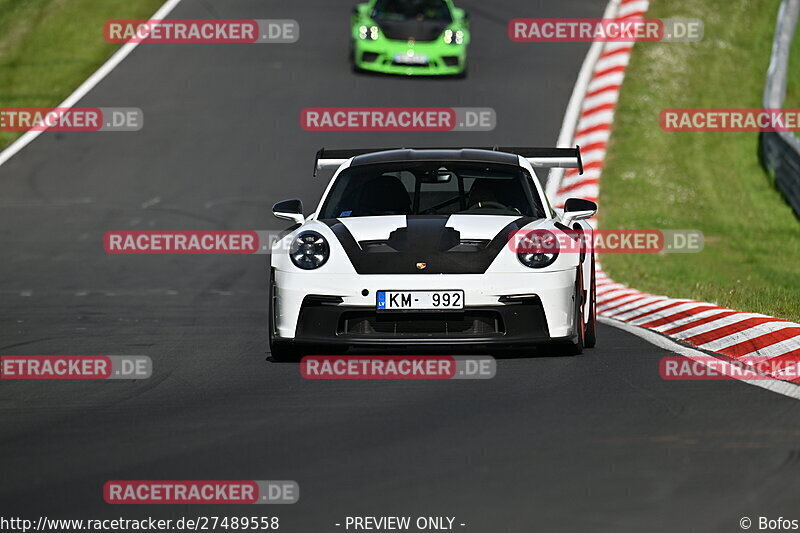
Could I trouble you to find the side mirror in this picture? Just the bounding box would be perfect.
[562,198,597,226]
[273,199,305,225]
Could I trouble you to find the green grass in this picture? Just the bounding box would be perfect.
[0,0,164,149]
[600,0,800,322]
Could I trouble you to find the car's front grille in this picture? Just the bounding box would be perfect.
[358,239,490,253]
[390,60,430,67]
[339,311,504,338]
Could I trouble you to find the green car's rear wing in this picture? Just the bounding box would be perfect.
[313,146,583,176]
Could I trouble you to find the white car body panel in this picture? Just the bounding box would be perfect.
[274,269,577,340]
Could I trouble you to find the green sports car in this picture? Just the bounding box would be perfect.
[350,0,470,77]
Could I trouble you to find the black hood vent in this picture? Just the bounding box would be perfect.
[323,216,533,275]
[376,19,447,42]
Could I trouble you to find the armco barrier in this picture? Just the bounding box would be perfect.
[760,0,800,218]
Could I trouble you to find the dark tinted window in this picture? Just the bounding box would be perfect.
[373,0,452,22]
[319,161,545,219]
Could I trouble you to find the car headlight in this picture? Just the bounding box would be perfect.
[359,25,379,40]
[443,29,463,44]
[517,230,559,269]
[290,231,330,270]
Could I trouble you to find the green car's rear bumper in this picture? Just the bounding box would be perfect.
[352,39,467,76]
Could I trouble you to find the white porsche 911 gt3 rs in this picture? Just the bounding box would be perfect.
[269,147,597,361]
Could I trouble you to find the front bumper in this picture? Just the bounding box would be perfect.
[290,299,553,347]
[273,270,579,344]
[353,39,466,76]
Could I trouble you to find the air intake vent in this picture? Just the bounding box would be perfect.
[339,311,504,337]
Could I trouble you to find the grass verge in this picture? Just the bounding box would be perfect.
[0,0,165,149]
[600,0,800,322]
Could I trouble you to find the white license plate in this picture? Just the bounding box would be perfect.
[394,53,428,65]
[377,290,464,311]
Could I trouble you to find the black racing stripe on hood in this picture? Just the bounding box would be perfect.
[376,20,448,42]
[323,216,534,275]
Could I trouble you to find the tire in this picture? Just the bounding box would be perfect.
[552,271,585,356]
[350,44,364,74]
[269,341,303,363]
[271,341,343,361]
[351,60,360,74]
[584,254,597,348]
[268,269,301,362]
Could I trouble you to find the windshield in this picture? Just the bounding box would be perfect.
[372,0,452,22]
[318,161,546,219]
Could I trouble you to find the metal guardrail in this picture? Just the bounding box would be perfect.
[760,0,800,218]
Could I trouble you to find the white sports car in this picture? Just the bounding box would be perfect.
[269,147,597,361]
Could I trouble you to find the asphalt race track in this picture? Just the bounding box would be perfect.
[2,1,800,531]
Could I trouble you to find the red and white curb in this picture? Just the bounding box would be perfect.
[596,272,800,369]
[550,0,800,382]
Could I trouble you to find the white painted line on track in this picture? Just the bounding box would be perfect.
[0,0,184,168]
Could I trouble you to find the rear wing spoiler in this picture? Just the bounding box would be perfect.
[313,146,583,176]
[313,148,381,177]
